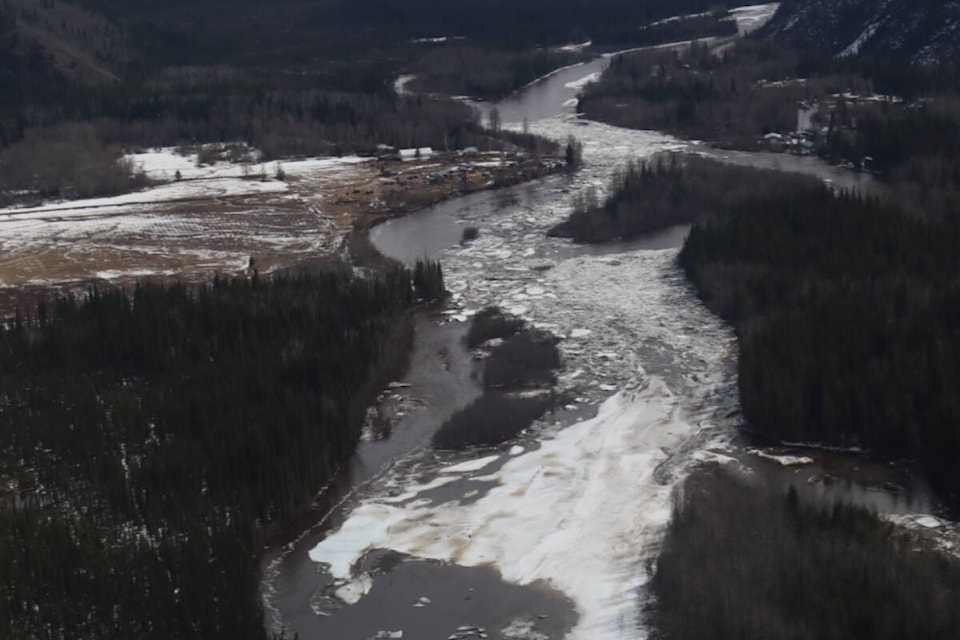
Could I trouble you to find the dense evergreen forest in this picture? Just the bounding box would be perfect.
[65,0,741,54]
[680,185,960,497]
[650,470,960,639]
[406,11,736,100]
[548,154,820,242]
[0,263,443,639]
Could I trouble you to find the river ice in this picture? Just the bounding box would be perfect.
[293,2,960,637]
[308,114,741,638]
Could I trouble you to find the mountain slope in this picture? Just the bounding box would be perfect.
[764,0,960,62]
[0,0,130,101]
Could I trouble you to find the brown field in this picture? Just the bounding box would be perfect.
[0,150,562,317]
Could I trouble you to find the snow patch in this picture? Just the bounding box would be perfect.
[564,72,601,91]
[334,572,373,605]
[839,21,881,57]
[729,3,781,35]
[749,449,815,466]
[394,75,417,96]
[556,41,592,53]
[440,455,502,474]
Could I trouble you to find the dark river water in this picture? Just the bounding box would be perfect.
[262,45,953,640]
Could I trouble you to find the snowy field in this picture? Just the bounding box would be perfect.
[0,150,374,288]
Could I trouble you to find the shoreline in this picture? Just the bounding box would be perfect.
[0,148,570,321]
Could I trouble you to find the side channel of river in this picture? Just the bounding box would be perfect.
[263,42,958,640]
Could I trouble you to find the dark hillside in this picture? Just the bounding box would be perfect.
[763,0,960,63]
[0,0,130,101]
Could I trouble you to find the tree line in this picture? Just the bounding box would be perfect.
[548,154,821,242]
[650,469,960,639]
[409,46,587,101]
[0,261,442,639]
[680,185,960,497]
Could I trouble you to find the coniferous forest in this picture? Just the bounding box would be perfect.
[650,470,960,640]
[548,154,821,242]
[0,264,442,639]
[680,185,960,497]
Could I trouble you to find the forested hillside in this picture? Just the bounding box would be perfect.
[579,35,960,190]
[0,264,442,638]
[65,0,741,54]
[763,0,960,62]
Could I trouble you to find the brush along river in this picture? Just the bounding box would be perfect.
[262,40,957,640]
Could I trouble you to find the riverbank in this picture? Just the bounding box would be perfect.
[0,146,568,319]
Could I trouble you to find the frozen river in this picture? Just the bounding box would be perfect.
[262,6,955,637]
[266,73,741,640]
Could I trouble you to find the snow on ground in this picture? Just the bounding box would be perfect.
[394,74,417,96]
[0,150,373,286]
[557,41,592,52]
[729,3,781,35]
[647,11,713,28]
[886,514,960,558]
[564,72,601,91]
[309,114,741,639]
[0,177,289,218]
[839,22,880,58]
[312,377,698,638]
[748,449,815,466]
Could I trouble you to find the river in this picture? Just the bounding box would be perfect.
[262,35,957,640]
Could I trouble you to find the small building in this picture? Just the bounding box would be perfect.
[398,147,435,162]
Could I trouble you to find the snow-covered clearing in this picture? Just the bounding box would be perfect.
[839,21,881,58]
[0,150,374,287]
[729,3,780,35]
